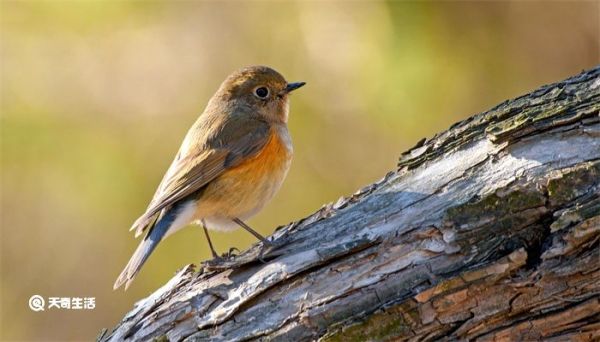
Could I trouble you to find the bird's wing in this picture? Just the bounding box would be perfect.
[130,110,271,237]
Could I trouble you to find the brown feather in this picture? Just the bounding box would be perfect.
[130,107,271,238]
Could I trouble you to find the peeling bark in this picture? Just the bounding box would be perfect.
[100,66,600,342]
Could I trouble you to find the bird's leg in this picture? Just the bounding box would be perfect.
[232,218,274,263]
[233,218,272,246]
[202,222,220,260]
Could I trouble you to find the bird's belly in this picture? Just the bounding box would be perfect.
[194,129,292,231]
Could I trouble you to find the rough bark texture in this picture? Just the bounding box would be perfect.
[101,67,600,342]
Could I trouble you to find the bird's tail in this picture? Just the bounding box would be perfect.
[113,205,181,290]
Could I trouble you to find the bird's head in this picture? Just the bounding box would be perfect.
[211,66,305,123]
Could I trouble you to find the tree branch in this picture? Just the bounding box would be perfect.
[101,66,600,342]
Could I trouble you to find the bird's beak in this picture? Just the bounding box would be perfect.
[284,82,306,93]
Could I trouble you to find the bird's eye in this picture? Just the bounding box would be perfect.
[254,86,269,99]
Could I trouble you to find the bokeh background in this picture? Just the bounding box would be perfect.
[1,1,598,340]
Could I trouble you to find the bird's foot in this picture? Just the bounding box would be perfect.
[202,255,228,269]
[257,237,282,263]
[223,247,239,259]
[202,247,239,269]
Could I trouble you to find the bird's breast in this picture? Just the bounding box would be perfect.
[194,125,292,230]
[233,125,292,183]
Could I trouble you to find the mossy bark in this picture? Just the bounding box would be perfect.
[101,66,600,342]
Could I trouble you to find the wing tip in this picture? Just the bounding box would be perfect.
[113,267,136,291]
[130,213,159,237]
[113,274,126,291]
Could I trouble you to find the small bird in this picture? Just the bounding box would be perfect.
[114,66,305,290]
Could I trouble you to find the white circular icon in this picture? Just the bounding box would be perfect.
[29,295,45,312]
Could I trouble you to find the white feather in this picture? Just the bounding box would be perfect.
[163,201,197,238]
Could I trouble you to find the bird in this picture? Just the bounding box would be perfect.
[114,66,305,290]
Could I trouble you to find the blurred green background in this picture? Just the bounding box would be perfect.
[1,1,598,340]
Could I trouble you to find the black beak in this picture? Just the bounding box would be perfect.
[285,82,306,93]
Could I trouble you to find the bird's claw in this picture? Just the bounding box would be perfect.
[223,247,239,258]
[257,238,280,263]
[202,254,229,269]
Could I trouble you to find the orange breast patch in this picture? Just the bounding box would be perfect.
[193,127,292,222]
[232,128,290,178]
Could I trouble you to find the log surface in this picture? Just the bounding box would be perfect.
[102,67,600,342]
